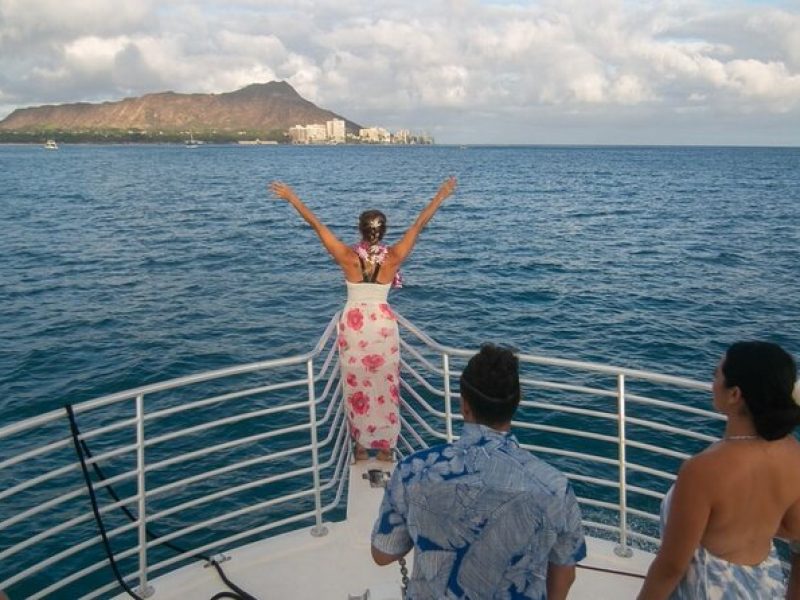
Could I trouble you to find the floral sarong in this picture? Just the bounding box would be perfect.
[338,281,401,450]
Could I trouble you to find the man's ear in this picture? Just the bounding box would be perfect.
[461,395,473,422]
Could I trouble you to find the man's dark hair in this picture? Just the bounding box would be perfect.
[459,343,521,427]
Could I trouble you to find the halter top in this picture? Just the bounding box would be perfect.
[352,241,402,288]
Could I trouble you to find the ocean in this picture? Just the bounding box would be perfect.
[3,143,799,417]
[2,143,800,597]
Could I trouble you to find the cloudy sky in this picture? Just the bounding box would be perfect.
[1,0,798,145]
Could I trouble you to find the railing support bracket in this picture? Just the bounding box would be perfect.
[204,553,231,567]
[134,584,155,598]
[613,544,634,558]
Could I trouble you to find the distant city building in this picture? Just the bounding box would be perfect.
[290,122,340,144]
[288,121,432,145]
[288,125,308,144]
[326,119,346,143]
[392,129,411,144]
[306,123,327,143]
[359,127,391,143]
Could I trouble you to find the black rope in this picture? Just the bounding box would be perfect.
[65,404,258,600]
[208,561,259,600]
[78,436,212,562]
[80,436,257,598]
[66,403,144,600]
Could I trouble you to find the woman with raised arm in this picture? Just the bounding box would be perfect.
[270,177,457,461]
[638,341,800,600]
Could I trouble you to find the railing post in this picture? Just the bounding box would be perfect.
[307,358,328,537]
[443,353,453,443]
[135,394,154,597]
[614,374,633,558]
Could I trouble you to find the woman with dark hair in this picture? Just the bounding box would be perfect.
[639,341,800,599]
[270,177,457,461]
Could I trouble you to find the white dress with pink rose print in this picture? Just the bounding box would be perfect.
[338,281,401,451]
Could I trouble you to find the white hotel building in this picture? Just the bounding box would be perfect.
[289,119,345,144]
[288,119,430,145]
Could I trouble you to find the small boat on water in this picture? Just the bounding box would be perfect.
[0,312,792,599]
[43,139,58,150]
[185,133,199,148]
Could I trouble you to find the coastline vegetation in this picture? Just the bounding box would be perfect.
[0,128,290,144]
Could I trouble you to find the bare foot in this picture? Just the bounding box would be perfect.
[354,444,369,461]
[376,449,394,462]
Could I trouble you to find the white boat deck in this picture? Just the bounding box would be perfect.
[125,459,653,600]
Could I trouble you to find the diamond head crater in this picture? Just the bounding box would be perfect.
[0,81,376,144]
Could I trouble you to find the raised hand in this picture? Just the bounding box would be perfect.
[269,181,297,201]
[436,176,457,200]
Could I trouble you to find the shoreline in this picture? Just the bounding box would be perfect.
[1,141,797,149]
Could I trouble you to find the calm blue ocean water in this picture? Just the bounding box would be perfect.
[2,144,799,418]
[2,143,800,596]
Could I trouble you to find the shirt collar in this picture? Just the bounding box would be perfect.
[458,422,518,447]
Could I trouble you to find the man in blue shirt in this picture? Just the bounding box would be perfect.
[371,343,586,599]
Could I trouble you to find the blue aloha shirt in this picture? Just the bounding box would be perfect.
[371,423,587,600]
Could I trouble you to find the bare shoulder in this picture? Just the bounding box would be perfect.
[385,245,406,267]
[684,436,800,495]
[682,442,724,470]
[778,436,800,476]
[676,444,728,487]
[784,435,800,455]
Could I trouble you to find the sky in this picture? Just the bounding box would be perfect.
[0,0,799,145]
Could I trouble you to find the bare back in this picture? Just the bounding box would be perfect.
[338,247,400,286]
[698,436,800,563]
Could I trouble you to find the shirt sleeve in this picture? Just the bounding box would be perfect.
[371,465,413,557]
[548,482,587,565]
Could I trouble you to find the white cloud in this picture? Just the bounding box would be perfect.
[724,59,800,113]
[0,0,798,144]
[0,0,155,45]
[610,74,652,104]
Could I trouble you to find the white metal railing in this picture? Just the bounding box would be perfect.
[393,313,719,555]
[0,311,723,599]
